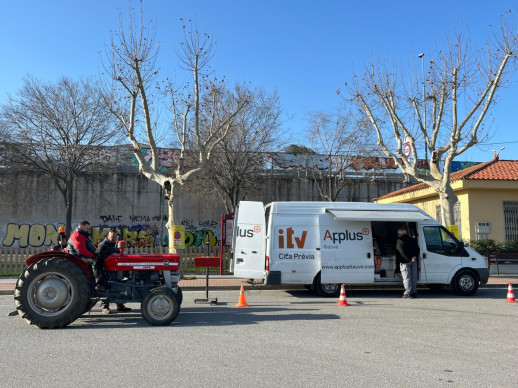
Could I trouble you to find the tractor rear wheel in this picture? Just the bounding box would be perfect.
[174,286,183,305]
[14,257,90,329]
[141,287,180,326]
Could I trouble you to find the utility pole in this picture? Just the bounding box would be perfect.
[418,53,428,164]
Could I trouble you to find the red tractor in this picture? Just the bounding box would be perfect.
[12,245,183,329]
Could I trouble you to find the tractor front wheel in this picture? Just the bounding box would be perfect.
[141,287,180,326]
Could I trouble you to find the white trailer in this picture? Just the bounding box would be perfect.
[232,201,489,296]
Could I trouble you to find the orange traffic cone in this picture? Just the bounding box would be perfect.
[336,284,348,306]
[505,283,516,303]
[235,285,249,307]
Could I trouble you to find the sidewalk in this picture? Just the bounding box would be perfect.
[1,274,517,295]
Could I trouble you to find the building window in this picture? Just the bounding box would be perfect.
[435,202,462,239]
[503,201,518,241]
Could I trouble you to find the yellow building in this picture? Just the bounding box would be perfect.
[374,157,518,242]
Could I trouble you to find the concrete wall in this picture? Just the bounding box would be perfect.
[0,172,225,249]
[0,171,411,248]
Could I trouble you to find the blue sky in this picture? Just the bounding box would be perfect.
[1,0,517,162]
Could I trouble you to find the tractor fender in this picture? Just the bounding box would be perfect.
[25,251,90,277]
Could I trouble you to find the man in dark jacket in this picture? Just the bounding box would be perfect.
[67,220,109,291]
[96,228,131,314]
[395,227,420,298]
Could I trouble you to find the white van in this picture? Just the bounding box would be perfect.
[232,201,489,296]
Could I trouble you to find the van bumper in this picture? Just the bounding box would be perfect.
[476,268,489,285]
[265,271,281,285]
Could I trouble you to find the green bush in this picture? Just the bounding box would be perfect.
[468,239,503,257]
[468,239,518,256]
[502,240,518,253]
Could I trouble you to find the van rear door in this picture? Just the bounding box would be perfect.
[232,201,266,279]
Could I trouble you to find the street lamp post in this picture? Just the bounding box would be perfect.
[492,147,505,159]
[418,53,428,163]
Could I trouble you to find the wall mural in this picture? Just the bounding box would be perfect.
[0,216,222,249]
[2,223,65,248]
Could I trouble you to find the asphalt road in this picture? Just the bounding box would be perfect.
[1,287,517,387]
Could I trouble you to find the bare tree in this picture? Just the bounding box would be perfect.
[104,11,247,251]
[307,108,373,201]
[207,83,283,212]
[0,76,120,235]
[349,14,518,224]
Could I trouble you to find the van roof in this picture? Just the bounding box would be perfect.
[268,201,424,215]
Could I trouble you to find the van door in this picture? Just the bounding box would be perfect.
[270,222,320,285]
[320,220,374,283]
[232,201,266,279]
[420,225,463,283]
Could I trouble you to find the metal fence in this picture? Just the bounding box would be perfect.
[0,246,231,275]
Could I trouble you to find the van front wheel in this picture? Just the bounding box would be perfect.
[452,270,479,296]
[313,273,340,297]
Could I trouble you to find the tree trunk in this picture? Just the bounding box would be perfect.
[166,183,181,254]
[439,185,457,226]
[65,180,73,236]
[167,202,175,254]
[328,175,332,202]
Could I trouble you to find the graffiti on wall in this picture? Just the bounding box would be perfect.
[132,148,182,172]
[180,219,220,248]
[1,217,222,248]
[100,215,168,223]
[1,223,160,248]
[2,223,66,248]
[93,225,159,248]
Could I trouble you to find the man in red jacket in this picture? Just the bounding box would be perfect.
[67,220,109,291]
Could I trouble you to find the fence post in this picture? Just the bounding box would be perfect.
[1,248,5,275]
[15,248,20,275]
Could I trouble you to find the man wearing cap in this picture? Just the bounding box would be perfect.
[96,228,132,314]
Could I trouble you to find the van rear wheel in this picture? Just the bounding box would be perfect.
[313,273,340,297]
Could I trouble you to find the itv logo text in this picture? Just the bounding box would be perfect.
[278,227,307,249]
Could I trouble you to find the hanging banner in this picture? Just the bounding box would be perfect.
[172,225,185,249]
[445,225,460,240]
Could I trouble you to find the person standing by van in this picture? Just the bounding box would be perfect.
[395,228,419,298]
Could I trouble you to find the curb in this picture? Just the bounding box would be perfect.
[0,283,509,296]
